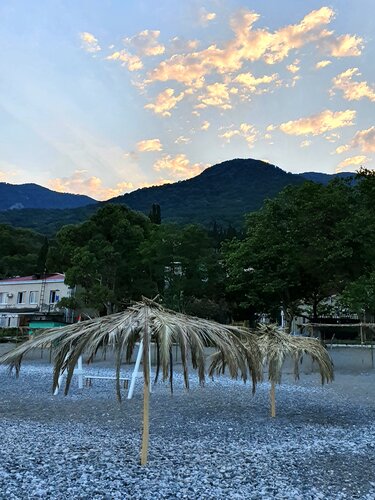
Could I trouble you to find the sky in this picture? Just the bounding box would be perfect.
[0,0,374,200]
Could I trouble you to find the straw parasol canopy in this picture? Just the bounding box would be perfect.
[0,298,262,465]
[254,323,334,417]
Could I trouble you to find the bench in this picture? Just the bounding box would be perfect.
[84,375,130,389]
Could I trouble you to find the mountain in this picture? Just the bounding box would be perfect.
[0,182,97,211]
[300,172,356,184]
[0,159,352,235]
[110,159,304,226]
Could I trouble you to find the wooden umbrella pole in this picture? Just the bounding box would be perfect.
[270,381,276,418]
[140,307,151,466]
[140,380,150,465]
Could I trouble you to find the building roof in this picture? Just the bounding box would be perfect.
[0,273,65,285]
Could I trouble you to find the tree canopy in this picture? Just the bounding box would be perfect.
[0,224,45,279]
[3,170,375,324]
[223,179,363,325]
[48,205,153,315]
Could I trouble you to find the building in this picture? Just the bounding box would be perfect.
[0,273,74,328]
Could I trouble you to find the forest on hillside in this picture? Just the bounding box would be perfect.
[1,169,375,326]
[0,159,305,235]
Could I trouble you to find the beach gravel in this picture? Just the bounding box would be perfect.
[0,359,374,499]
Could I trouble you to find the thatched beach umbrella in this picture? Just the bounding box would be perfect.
[0,298,262,465]
[254,324,334,418]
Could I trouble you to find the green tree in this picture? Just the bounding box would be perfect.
[339,168,375,318]
[36,236,49,273]
[224,180,359,327]
[140,224,226,314]
[341,272,375,318]
[0,224,44,279]
[148,204,161,224]
[48,205,153,315]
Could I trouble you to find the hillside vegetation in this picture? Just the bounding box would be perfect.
[0,182,96,211]
[0,159,304,234]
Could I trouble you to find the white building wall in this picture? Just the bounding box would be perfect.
[0,274,73,326]
[0,277,71,310]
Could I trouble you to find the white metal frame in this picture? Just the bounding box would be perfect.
[54,341,152,399]
[127,340,152,399]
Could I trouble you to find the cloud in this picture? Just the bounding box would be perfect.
[286,75,301,88]
[240,6,335,64]
[335,127,375,155]
[136,138,163,152]
[0,162,22,182]
[148,52,207,88]
[331,68,375,102]
[350,127,375,153]
[323,34,363,57]
[106,50,143,71]
[325,132,340,143]
[219,123,258,148]
[80,32,101,53]
[315,59,331,69]
[201,121,210,130]
[300,140,312,148]
[199,8,216,26]
[279,109,356,136]
[153,154,207,179]
[335,144,350,154]
[168,37,200,54]
[233,71,279,91]
[174,136,191,144]
[124,30,165,56]
[286,59,300,74]
[336,155,370,172]
[48,170,134,200]
[144,88,184,116]
[197,83,232,109]
[219,130,238,141]
[148,7,337,87]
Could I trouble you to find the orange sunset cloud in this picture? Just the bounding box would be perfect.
[144,88,184,116]
[279,109,356,136]
[331,68,375,102]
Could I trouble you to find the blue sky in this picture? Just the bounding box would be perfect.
[0,0,374,199]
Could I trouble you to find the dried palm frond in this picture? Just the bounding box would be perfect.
[252,323,334,417]
[207,331,261,393]
[0,297,262,464]
[0,301,261,395]
[255,323,334,385]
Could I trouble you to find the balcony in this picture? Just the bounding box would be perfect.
[0,303,39,311]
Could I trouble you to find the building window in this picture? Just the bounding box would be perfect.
[49,290,60,304]
[29,291,38,304]
[17,291,26,304]
[0,292,7,305]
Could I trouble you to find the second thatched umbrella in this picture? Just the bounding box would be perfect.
[254,324,334,418]
[0,298,262,465]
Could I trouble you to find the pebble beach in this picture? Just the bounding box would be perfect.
[0,351,374,500]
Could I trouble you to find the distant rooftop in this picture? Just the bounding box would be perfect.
[0,273,65,283]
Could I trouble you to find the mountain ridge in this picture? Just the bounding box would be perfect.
[0,182,97,211]
[108,158,304,225]
[300,171,356,184]
[0,159,356,235]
